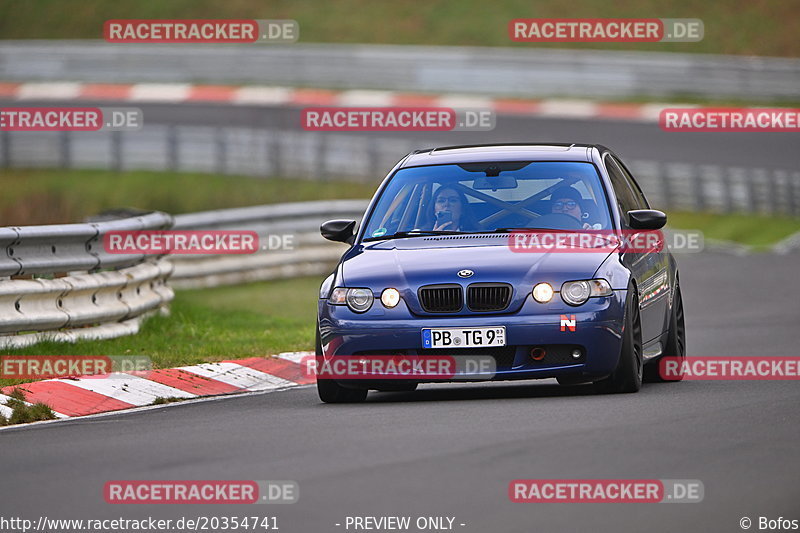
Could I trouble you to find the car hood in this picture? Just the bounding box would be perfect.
[342,235,613,314]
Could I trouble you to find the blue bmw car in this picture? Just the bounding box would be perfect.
[316,144,685,402]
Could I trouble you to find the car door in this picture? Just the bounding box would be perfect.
[604,153,669,344]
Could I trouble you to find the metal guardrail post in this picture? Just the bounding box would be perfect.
[693,165,706,212]
[791,172,800,216]
[58,131,71,169]
[0,228,20,277]
[316,134,328,181]
[746,169,758,212]
[366,136,379,183]
[759,168,776,214]
[269,132,283,177]
[215,127,227,175]
[111,130,122,171]
[1,129,10,169]
[721,168,735,213]
[656,162,673,210]
[167,125,179,171]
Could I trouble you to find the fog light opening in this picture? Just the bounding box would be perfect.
[571,348,582,360]
[530,347,546,361]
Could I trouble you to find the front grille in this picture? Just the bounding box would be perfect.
[421,346,517,369]
[467,283,512,311]
[418,284,462,313]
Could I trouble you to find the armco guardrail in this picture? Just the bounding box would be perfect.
[0,201,365,348]
[2,41,799,100]
[1,212,174,276]
[170,200,367,288]
[2,126,798,216]
[0,212,174,349]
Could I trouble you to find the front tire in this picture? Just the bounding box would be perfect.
[317,378,368,403]
[594,286,643,394]
[315,328,367,404]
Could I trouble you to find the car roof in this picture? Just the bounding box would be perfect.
[400,143,608,167]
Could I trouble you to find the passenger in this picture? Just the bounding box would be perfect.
[550,186,597,230]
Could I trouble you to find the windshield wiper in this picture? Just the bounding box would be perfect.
[365,230,463,241]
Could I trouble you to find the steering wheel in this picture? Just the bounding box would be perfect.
[525,212,583,230]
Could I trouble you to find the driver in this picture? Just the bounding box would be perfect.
[430,185,480,232]
[550,186,599,230]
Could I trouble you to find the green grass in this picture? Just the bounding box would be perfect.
[666,211,800,249]
[0,388,57,425]
[0,276,321,387]
[0,168,377,226]
[0,0,798,57]
[151,397,190,405]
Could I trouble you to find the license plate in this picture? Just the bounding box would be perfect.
[422,327,506,349]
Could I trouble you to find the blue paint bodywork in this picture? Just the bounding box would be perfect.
[317,144,678,385]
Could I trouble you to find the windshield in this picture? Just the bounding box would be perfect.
[362,161,612,240]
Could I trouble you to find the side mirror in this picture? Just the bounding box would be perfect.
[320,219,357,244]
[627,210,667,230]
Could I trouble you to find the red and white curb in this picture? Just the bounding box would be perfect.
[1,352,314,420]
[0,81,701,123]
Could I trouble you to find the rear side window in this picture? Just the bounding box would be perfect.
[604,155,642,225]
[611,156,649,209]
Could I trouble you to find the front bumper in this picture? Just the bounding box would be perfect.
[318,290,627,382]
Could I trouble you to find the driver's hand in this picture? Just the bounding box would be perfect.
[433,221,453,231]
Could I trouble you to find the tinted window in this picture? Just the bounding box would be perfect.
[611,156,649,209]
[604,155,641,224]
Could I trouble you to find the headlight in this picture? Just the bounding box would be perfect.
[532,282,554,303]
[381,288,401,308]
[328,287,374,312]
[346,288,374,312]
[560,279,612,306]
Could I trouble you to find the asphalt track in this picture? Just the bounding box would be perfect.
[1,105,799,532]
[1,250,799,532]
